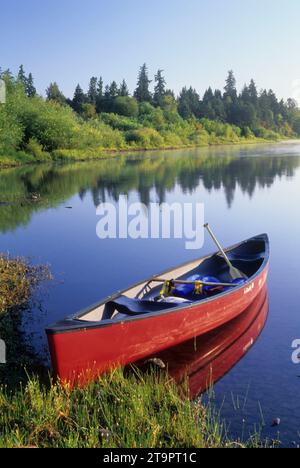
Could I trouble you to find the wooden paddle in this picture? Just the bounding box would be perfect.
[204,223,247,280]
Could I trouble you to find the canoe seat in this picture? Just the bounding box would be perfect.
[102,295,178,320]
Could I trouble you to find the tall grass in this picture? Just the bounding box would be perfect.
[0,369,280,448]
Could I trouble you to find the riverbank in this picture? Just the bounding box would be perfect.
[0,135,291,169]
[0,369,277,449]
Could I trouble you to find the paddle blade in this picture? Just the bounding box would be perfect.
[229,266,247,280]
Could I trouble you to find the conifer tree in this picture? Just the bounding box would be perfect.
[224,70,237,99]
[46,82,66,104]
[17,65,27,87]
[88,77,98,104]
[118,79,129,96]
[134,63,152,102]
[26,73,36,97]
[72,84,86,113]
[109,81,118,98]
[153,69,166,107]
[97,77,103,98]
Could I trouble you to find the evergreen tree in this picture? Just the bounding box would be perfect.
[213,90,226,121]
[224,70,237,99]
[223,71,238,123]
[101,83,117,113]
[26,73,36,97]
[178,87,200,119]
[97,77,103,98]
[134,63,152,102]
[46,82,66,104]
[95,77,104,113]
[72,84,86,113]
[248,79,258,105]
[88,77,98,104]
[104,84,111,98]
[17,65,27,87]
[109,81,118,98]
[258,90,274,128]
[241,84,251,103]
[118,79,129,96]
[200,88,215,119]
[153,69,166,107]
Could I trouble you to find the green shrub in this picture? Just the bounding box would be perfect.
[254,127,281,140]
[112,96,139,118]
[0,92,24,155]
[125,127,164,148]
[25,138,51,161]
[100,113,141,132]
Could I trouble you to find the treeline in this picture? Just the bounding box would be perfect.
[46,64,300,138]
[0,63,299,166]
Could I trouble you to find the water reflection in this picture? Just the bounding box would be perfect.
[133,286,268,399]
[0,146,300,232]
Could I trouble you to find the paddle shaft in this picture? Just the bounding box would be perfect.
[204,223,247,280]
[152,278,240,288]
[204,223,232,269]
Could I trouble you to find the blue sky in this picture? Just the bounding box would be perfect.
[1,0,300,101]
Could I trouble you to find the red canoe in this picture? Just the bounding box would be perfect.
[46,234,269,385]
[136,285,268,399]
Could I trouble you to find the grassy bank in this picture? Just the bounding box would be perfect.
[0,369,276,449]
[0,75,290,169]
[0,255,278,448]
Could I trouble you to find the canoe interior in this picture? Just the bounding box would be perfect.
[79,235,267,323]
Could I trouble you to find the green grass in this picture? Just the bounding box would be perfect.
[0,369,279,449]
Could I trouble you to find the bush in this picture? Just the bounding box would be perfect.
[10,96,78,151]
[125,128,164,148]
[161,130,184,147]
[254,127,281,140]
[0,88,24,155]
[25,138,51,161]
[112,96,139,118]
[242,126,255,138]
[100,113,141,132]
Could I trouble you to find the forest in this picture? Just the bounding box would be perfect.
[1,64,300,166]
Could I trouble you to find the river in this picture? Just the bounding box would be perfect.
[1,141,300,446]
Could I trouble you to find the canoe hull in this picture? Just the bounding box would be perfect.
[47,263,269,386]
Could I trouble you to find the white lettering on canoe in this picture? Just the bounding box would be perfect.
[244,283,255,295]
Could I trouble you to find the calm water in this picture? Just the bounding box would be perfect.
[1,142,300,446]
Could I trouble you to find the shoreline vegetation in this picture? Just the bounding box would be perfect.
[1,65,300,169]
[0,256,278,448]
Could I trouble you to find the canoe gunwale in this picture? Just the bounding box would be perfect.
[46,234,269,336]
